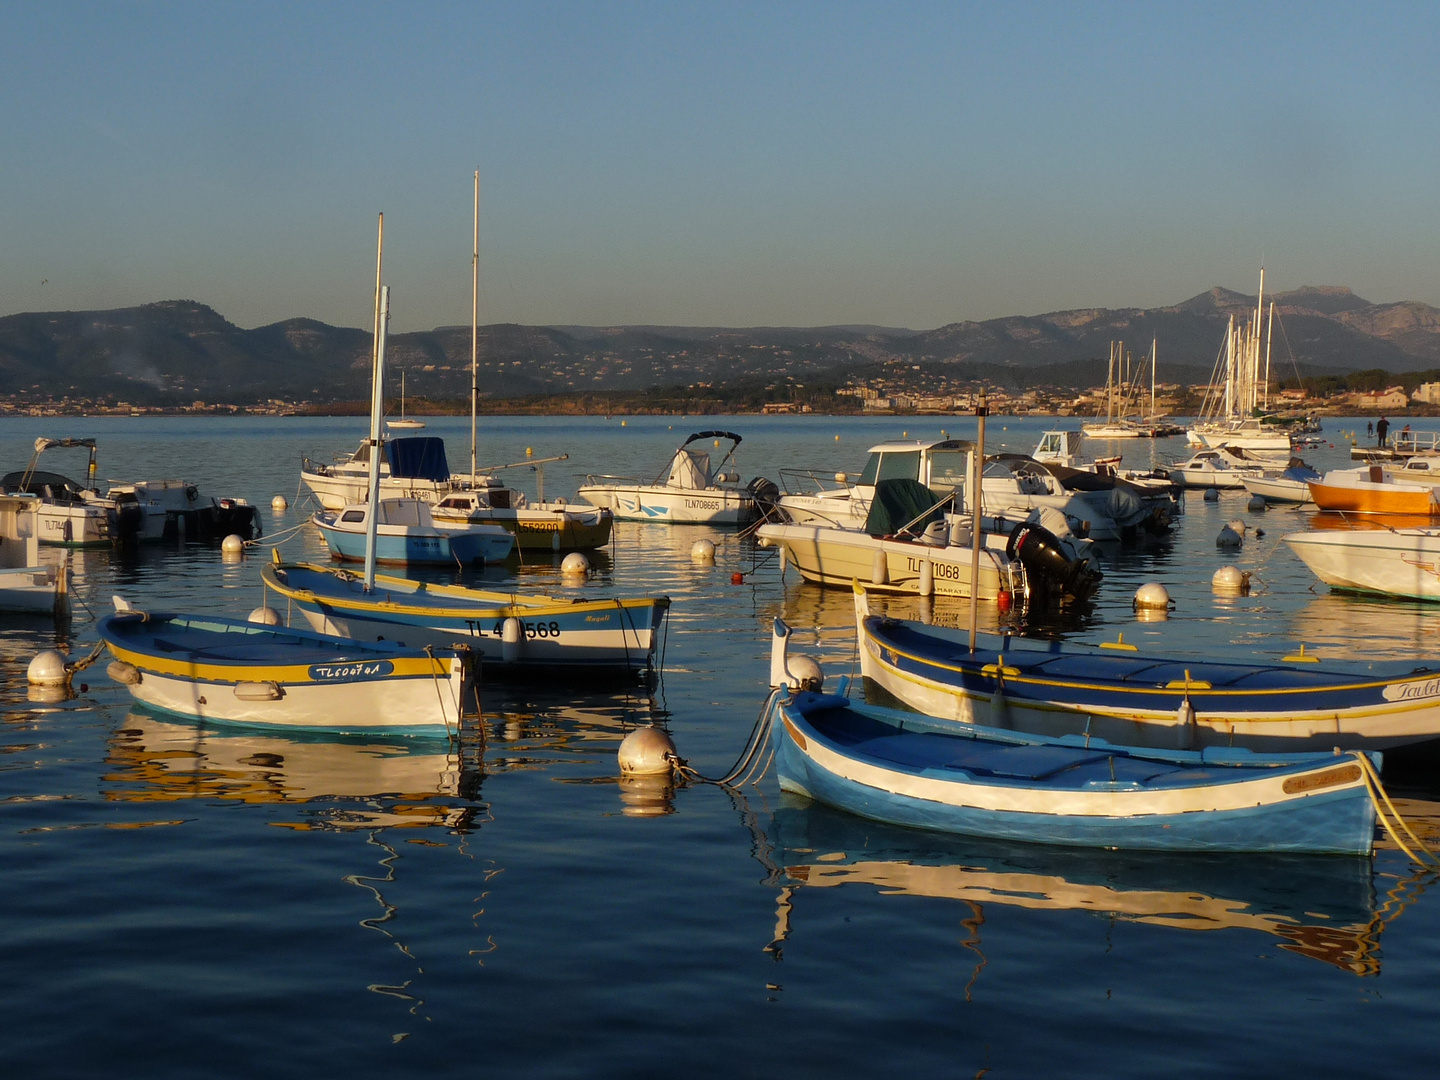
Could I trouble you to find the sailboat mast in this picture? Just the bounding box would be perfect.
[1264,300,1274,412]
[470,170,480,488]
[364,215,387,592]
[1150,338,1156,421]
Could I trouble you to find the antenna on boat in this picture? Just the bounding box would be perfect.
[470,169,480,490]
[364,214,387,592]
[968,389,987,653]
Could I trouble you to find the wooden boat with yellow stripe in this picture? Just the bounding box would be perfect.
[853,584,1440,751]
[98,598,472,735]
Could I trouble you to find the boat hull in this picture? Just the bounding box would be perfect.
[313,512,513,565]
[576,484,756,525]
[1241,476,1314,504]
[1308,480,1440,516]
[1285,528,1440,601]
[757,522,1017,600]
[262,562,669,674]
[854,589,1440,750]
[773,692,1375,854]
[429,505,613,551]
[98,611,470,735]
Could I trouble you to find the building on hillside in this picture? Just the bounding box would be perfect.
[1413,383,1440,406]
[1353,387,1409,410]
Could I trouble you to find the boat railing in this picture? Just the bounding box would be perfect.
[778,467,853,495]
[583,473,645,487]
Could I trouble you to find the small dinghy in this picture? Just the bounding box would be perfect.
[767,620,1377,854]
[98,597,473,735]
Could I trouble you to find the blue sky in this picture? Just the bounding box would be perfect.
[3,1,1436,332]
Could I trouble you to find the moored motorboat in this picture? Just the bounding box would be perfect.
[261,557,670,677]
[1308,465,1440,516]
[1166,447,1268,490]
[0,495,68,617]
[767,620,1377,854]
[312,498,515,566]
[577,431,774,524]
[852,584,1440,750]
[1284,526,1440,601]
[98,599,472,735]
[1241,459,1320,504]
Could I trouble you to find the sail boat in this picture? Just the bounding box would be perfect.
[1081,341,1145,439]
[1186,269,1291,455]
[387,370,426,430]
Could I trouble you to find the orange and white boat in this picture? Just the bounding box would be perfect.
[1308,464,1440,516]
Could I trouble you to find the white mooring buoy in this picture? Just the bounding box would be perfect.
[1212,565,1251,593]
[691,539,716,563]
[617,726,679,776]
[27,649,69,687]
[221,534,245,555]
[271,494,288,512]
[248,606,282,626]
[561,551,590,577]
[1133,582,1171,621]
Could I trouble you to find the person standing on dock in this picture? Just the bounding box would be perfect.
[1377,416,1390,447]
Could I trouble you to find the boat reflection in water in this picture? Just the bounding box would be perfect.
[1283,593,1440,664]
[105,710,485,829]
[759,800,1438,981]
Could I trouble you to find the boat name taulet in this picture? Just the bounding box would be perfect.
[1383,678,1440,702]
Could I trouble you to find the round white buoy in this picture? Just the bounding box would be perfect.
[248,606,282,626]
[1247,495,1267,512]
[501,617,523,663]
[221,534,245,554]
[1133,582,1171,610]
[27,649,69,686]
[691,538,716,563]
[785,653,824,692]
[1212,565,1250,593]
[621,420,627,426]
[617,726,678,776]
[1203,488,1220,502]
[271,494,288,512]
[561,551,590,576]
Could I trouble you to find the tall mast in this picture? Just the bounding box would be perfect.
[1264,300,1275,412]
[364,214,387,592]
[1150,338,1156,421]
[470,170,479,487]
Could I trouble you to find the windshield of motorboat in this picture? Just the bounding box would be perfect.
[858,450,921,487]
[925,448,968,493]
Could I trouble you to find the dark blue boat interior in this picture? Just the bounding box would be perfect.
[870,618,1440,689]
[795,699,1299,790]
[103,613,411,663]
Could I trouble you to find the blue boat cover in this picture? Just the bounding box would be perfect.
[387,437,450,482]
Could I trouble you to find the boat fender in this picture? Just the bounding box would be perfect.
[234,681,283,701]
[106,660,142,686]
[501,617,523,663]
[918,557,933,597]
[871,549,889,586]
[1176,694,1197,750]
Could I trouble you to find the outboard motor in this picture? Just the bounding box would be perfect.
[746,476,780,509]
[1005,514,1103,601]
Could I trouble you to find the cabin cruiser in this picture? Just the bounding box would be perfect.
[302,436,612,550]
[1163,447,1270,490]
[577,431,777,525]
[776,436,1174,542]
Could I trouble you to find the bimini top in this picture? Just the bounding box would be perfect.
[386,437,451,483]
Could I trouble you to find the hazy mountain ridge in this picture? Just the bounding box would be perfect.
[2,287,1438,405]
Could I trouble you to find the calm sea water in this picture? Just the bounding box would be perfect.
[4,413,1440,1079]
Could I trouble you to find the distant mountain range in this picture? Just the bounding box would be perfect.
[3,286,1438,406]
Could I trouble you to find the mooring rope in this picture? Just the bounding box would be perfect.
[1350,751,1440,868]
[673,686,785,787]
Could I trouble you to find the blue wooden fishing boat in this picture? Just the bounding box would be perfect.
[99,599,472,735]
[770,688,1375,853]
[853,585,1440,751]
[261,557,670,676]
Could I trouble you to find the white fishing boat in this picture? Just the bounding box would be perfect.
[1240,460,1320,504]
[1166,447,1268,489]
[1284,526,1440,600]
[577,430,772,524]
[0,439,113,546]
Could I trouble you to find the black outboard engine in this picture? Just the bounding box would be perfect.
[746,476,780,510]
[1005,520,1102,601]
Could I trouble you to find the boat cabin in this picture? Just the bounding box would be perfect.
[854,439,974,497]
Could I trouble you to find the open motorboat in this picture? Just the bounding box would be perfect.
[757,479,1102,606]
[1307,464,1440,516]
[261,557,670,677]
[851,584,1440,751]
[0,438,258,545]
[99,598,472,735]
[1284,525,1440,601]
[1241,459,1320,504]
[577,430,775,524]
[313,497,514,566]
[766,619,1377,854]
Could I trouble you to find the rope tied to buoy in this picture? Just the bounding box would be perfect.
[672,687,786,788]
